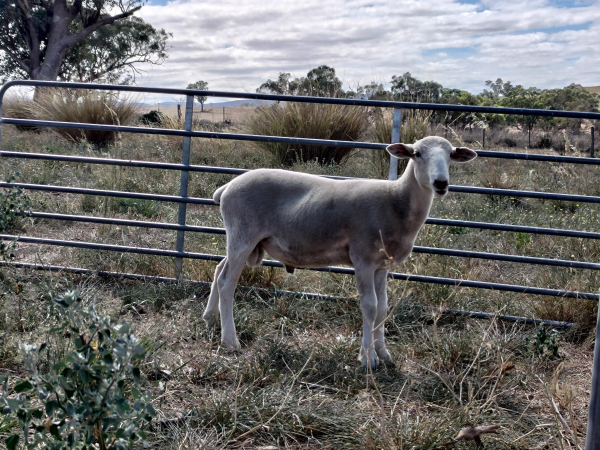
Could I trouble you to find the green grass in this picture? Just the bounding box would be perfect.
[0,111,598,448]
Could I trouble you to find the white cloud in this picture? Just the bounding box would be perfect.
[133,0,600,103]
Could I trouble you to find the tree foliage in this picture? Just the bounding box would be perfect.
[257,65,343,97]
[186,80,209,111]
[0,0,170,83]
[257,67,599,132]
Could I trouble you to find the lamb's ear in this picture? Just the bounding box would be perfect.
[386,143,414,159]
[451,147,477,162]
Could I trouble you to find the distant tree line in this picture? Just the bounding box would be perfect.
[257,66,600,131]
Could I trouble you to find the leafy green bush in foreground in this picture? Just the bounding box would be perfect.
[0,291,155,450]
[0,173,31,260]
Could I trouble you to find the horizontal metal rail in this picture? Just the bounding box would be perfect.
[3,80,600,120]
[0,151,248,174]
[449,185,600,203]
[23,211,226,234]
[412,246,600,270]
[0,182,216,205]
[1,234,597,300]
[17,212,600,269]
[4,179,600,208]
[4,146,600,167]
[22,210,600,240]
[0,260,576,329]
[3,119,600,171]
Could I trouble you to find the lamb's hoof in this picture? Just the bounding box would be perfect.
[221,337,241,352]
[203,311,219,329]
[376,348,394,366]
[359,349,380,372]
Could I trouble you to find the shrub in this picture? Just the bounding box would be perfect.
[246,101,369,165]
[0,291,155,450]
[32,89,139,147]
[498,137,517,148]
[535,134,555,149]
[0,173,31,260]
[138,110,165,125]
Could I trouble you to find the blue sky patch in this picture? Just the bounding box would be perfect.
[510,21,591,35]
[547,0,595,7]
[423,47,478,58]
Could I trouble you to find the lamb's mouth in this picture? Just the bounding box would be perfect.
[435,189,448,196]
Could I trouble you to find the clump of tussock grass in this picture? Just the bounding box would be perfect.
[246,101,369,165]
[2,92,40,132]
[32,88,139,146]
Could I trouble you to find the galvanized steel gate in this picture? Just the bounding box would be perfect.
[1,80,600,446]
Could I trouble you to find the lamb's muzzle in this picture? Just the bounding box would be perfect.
[203,136,477,370]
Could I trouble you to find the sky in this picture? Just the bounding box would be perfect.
[132,0,600,104]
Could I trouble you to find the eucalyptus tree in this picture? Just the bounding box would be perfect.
[0,0,170,84]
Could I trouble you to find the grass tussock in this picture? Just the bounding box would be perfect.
[2,92,40,132]
[32,88,140,146]
[247,101,369,165]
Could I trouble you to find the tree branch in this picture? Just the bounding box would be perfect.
[63,7,141,47]
[16,0,41,72]
[0,44,30,73]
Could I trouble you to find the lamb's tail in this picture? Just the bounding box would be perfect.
[213,183,229,205]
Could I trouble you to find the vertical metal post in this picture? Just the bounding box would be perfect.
[482,129,486,149]
[177,104,181,122]
[174,95,194,279]
[592,127,595,158]
[388,108,402,181]
[586,301,600,449]
[0,92,4,151]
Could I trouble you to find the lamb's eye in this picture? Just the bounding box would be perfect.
[414,152,421,158]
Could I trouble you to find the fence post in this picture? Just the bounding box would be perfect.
[177,104,181,122]
[482,128,486,149]
[0,93,3,151]
[388,108,402,180]
[586,300,600,449]
[174,95,194,279]
[592,127,595,158]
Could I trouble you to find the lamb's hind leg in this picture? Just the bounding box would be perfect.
[216,243,256,351]
[203,258,226,329]
[373,268,393,365]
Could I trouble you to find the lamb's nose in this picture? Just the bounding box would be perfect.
[433,179,449,190]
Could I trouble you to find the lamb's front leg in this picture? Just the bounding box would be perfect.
[355,265,379,371]
[373,268,393,365]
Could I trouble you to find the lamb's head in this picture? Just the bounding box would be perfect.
[386,136,477,197]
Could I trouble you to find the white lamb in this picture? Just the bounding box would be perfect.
[203,136,477,370]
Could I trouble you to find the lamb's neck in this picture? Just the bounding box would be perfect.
[393,159,434,218]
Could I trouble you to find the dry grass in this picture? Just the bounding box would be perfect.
[584,86,600,95]
[0,103,598,448]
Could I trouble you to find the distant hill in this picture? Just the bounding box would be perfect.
[584,86,600,95]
